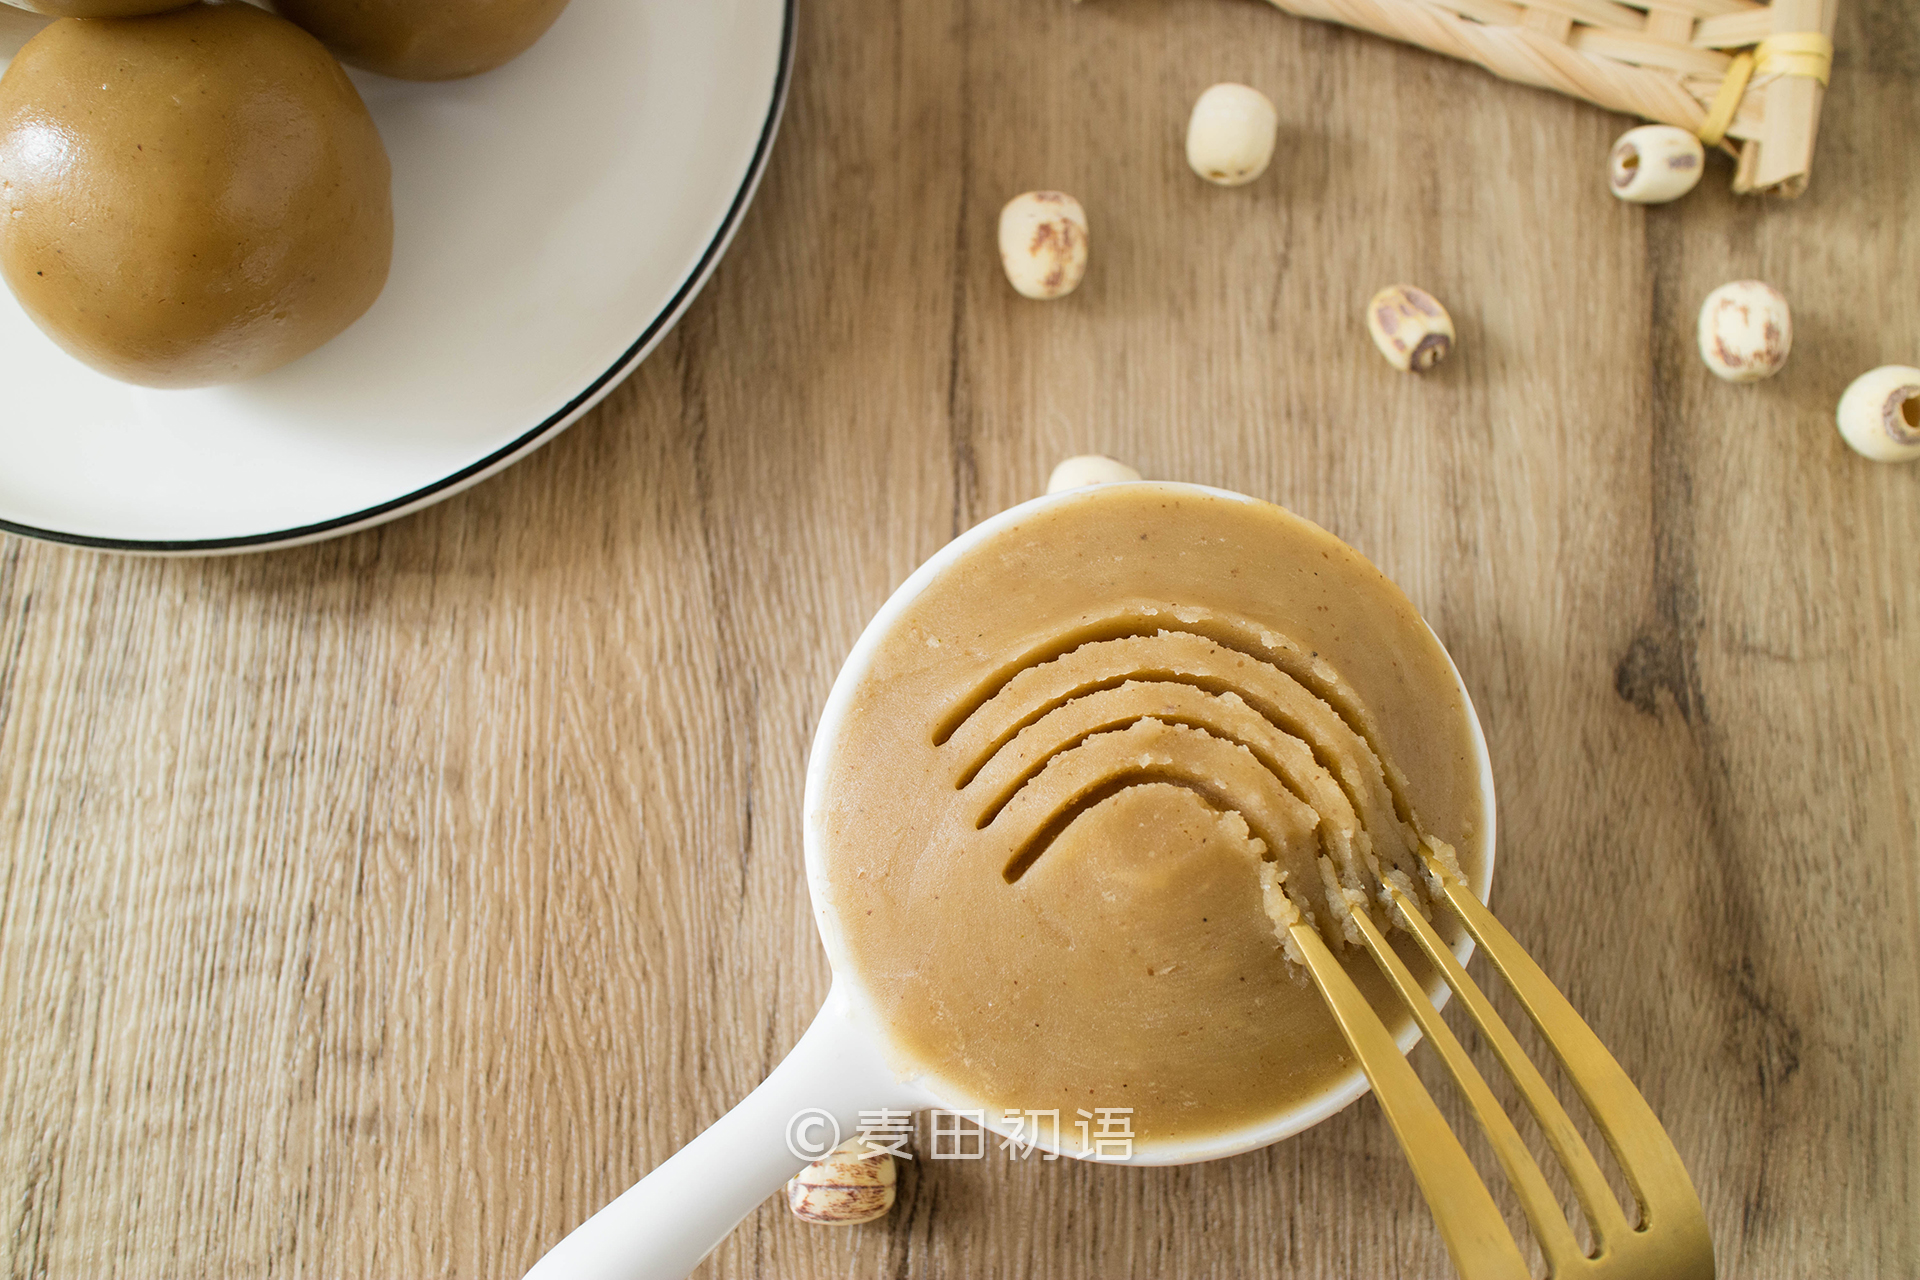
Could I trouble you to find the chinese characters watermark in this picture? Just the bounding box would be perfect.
[935,1107,1134,1160]
[855,1108,915,1158]
[785,1106,1135,1162]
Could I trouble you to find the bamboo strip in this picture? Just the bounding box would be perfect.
[1731,0,1834,192]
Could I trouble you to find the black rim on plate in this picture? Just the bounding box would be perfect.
[0,1,798,555]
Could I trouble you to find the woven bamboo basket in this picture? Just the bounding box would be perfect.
[1227,0,1841,195]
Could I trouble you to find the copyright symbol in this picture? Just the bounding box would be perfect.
[785,1107,842,1161]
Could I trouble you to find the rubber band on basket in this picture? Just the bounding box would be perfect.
[1697,33,1833,148]
[1755,33,1834,85]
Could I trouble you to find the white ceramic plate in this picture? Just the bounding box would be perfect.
[0,0,794,553]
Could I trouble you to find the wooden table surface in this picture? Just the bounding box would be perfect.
[3,1,1915,1276]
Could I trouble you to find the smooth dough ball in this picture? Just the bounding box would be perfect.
[2,0,191,16]
[269,0,571,81]
[0,3,393,388]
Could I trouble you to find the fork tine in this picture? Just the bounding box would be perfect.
[1421,855,1716,1277]
[1383,884,1631,1251]
[1346,905,1588,1272]
[1288,923,1532,1280]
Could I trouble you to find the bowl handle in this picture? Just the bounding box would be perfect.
[522,981,925,1280]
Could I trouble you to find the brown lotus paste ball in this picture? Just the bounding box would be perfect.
[0,2,393,388]
[270,0,572,81]
[2,0,191,16]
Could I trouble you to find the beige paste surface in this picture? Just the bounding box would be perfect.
[819,484,1485,1148]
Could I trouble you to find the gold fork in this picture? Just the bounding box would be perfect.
[1289,851,1715,1280]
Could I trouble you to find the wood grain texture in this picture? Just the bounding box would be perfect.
[2,0,1915,1276]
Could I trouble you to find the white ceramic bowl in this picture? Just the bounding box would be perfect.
[0,0,793,553]
[525,482,1497,1280]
